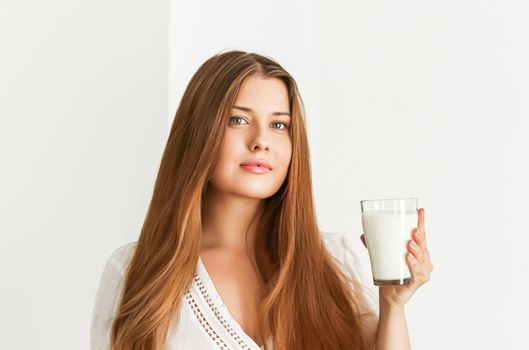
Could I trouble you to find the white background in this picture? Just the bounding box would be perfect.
[2,0,527,349]
[0,1,168,349]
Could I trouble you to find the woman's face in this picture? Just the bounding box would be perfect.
[208,74,292,199]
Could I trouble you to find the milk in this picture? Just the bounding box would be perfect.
[361,210,418,284]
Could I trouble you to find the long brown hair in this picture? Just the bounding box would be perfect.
[110,49,376,350]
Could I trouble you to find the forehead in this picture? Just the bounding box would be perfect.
[233,75,290,113]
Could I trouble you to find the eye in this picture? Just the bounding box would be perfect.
[229,116,289,130]
[272,122,289,130]
[228,116,248,125]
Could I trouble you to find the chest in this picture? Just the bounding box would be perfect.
[199,250,265,344]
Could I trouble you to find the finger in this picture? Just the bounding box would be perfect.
[418,208,425,232]
[360,234,367,248]
[406,252,421,284]
[422,248,434,274]
[406,252,427,285]
[408,239,424,263]
[413,227,428,252]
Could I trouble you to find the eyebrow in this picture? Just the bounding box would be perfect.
[232,105,291,117]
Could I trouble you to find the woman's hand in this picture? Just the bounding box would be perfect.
[360,208,434,309]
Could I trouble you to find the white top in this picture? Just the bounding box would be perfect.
[90,231,379,350]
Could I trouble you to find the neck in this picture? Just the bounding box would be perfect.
[201,185,264,253]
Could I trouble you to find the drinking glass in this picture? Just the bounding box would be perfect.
[360,198,418,286]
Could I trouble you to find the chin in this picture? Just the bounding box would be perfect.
[232,181,280,199]
[238,188,278,199]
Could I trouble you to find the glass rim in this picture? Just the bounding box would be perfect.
[360,197,418,204]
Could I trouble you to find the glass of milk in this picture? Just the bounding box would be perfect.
[360,198,418,286]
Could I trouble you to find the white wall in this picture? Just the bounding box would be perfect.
[313,2,528,348]
[170,1,527,349]
[0,1,168,349]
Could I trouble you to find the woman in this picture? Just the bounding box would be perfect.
[90,49,433,350]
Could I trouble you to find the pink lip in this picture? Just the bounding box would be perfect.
[240,159,272,174]
[240,159,272,170]
[240,164,272,174]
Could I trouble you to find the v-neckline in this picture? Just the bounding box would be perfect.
[196,255,265,350]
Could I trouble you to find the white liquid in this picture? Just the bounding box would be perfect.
[361,211,418,281]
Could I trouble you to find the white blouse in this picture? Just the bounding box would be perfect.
[90,231,379,350]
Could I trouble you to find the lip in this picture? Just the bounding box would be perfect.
[240,159,272,173]
[240,164,272,174]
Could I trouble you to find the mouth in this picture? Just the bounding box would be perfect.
[239,159,273,171]
[239,163,272,174]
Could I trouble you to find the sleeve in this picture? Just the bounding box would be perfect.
[337,234,379,317]
[90,245,131,350]
[321,231,379,317]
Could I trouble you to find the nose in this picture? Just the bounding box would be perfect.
[250,139,269,152]
[249,126,270,152]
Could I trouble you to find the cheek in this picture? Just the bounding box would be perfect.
[213,134,243,175]
[276,138,292,171]
[283,137,293,161]
[217,133,241,161]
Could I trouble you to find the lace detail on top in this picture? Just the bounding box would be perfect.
[186,273,255,349]
[189,257,266,350]
[185,286,232,349]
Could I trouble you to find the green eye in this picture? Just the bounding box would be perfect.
[229,116,248,125]
[229,116,289,130]
[272,122,289,130]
